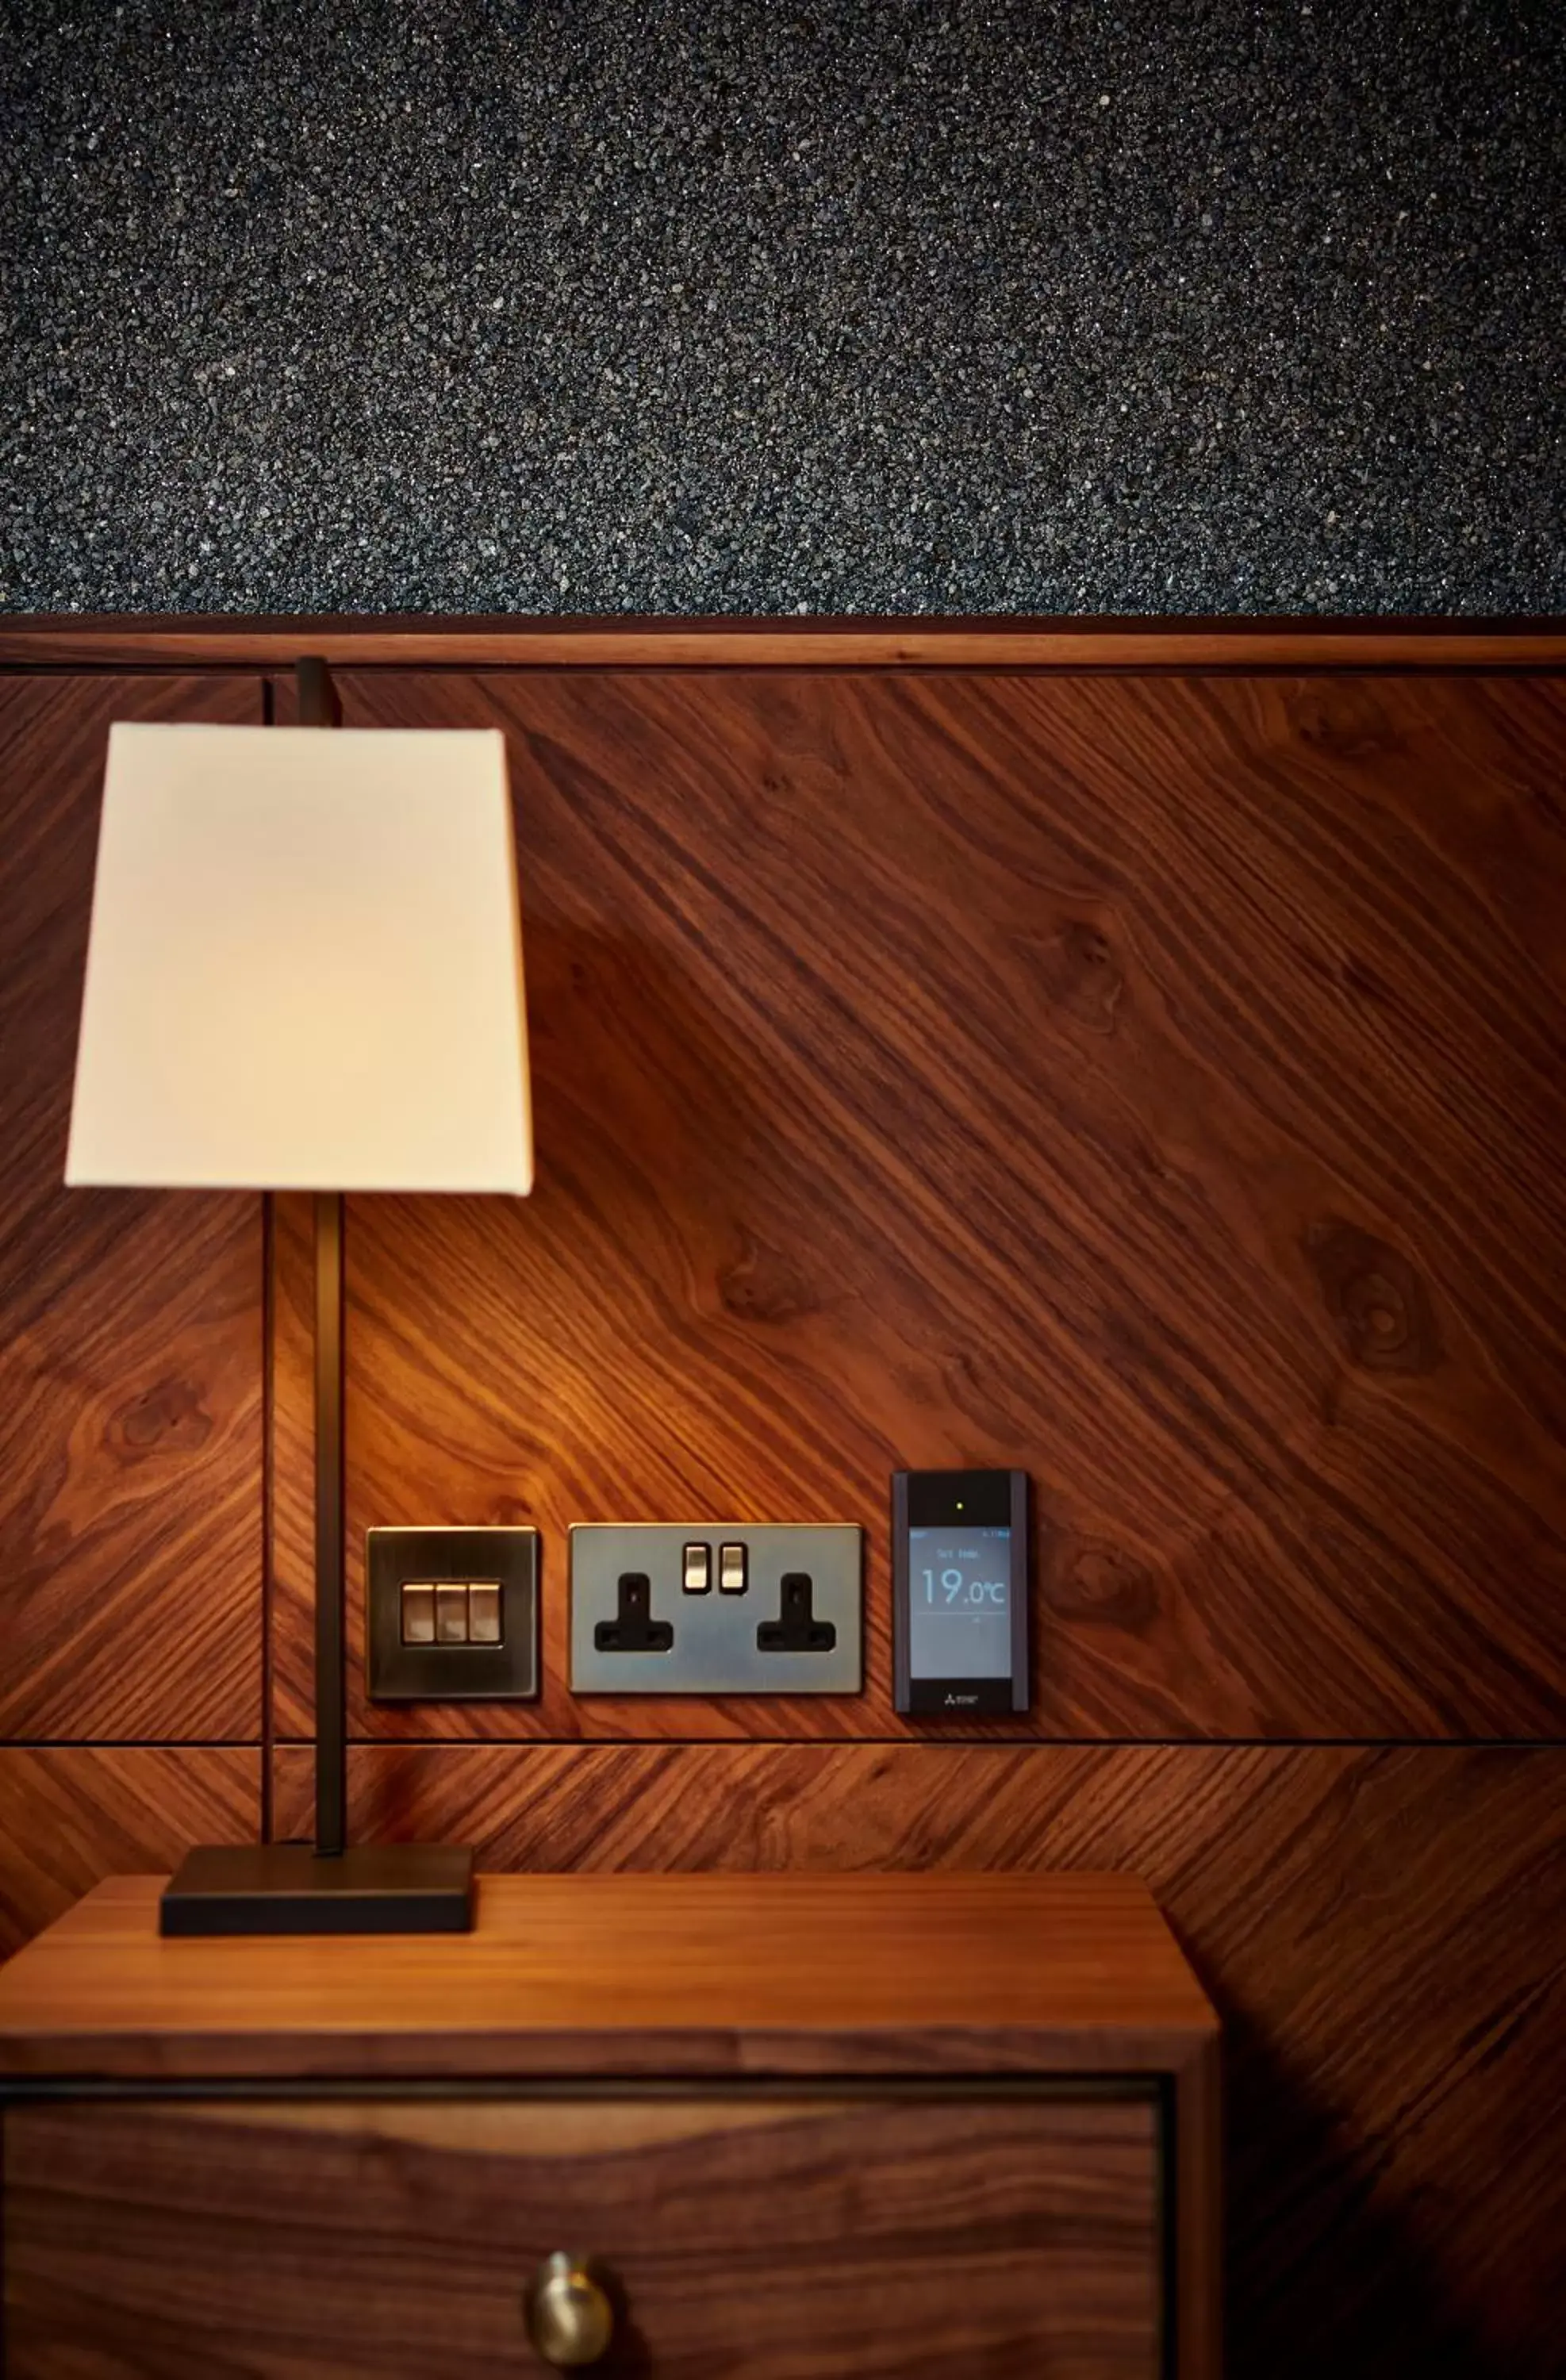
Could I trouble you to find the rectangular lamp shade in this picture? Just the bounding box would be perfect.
[66,722,533,1195]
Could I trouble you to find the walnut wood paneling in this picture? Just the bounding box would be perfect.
[0,674,265,1741]
[267,666,1566,1741]
[6,615,1565,670]
[4,2093,1161,2380]
[8,632,1564,2379]
[274,1740,1566,2380]
[0,1748,259,1956]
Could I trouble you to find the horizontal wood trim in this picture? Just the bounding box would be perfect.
[2,615,1565,673]
[3,2093,1162,2379]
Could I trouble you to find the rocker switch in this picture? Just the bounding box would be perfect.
[435,1584,469,1645]
[468,1583,503,1644]
[682,1542,712,1594]
[401,1583,436,1645]
[719,1541,748,1595]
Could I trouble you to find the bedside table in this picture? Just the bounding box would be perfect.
[0,1871,1219,2376]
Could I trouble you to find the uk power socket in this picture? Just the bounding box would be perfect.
[570,1522,863,1695]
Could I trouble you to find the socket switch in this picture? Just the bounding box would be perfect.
[570,1522,862,1695]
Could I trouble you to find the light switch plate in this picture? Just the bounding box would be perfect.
[367,1526,539,1702]
[570,1522,862,1695]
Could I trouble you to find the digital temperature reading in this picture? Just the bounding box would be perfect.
[919,1553,1010,1607]
[892,1469,1030,1714]
[909,1529,1011,1679]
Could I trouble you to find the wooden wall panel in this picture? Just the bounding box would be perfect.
[0,674,265,1741]
[6,633,1564,2380]
[274,1740,1566,2380]
[0,1748,259,1957]
[266,666,1566,1742]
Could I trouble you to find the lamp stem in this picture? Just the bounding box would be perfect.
[313,1189,347,1858]
[299,653,348,1861]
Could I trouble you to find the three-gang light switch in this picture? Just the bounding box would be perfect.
[400,1581,504,1645]
[368,1527,538,1702]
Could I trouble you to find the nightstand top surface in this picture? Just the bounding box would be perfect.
[0,1871,1216,2082]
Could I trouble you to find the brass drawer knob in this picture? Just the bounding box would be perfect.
[524,2251,616,2368]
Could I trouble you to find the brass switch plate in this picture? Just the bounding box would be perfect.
[367,1527,539,1702]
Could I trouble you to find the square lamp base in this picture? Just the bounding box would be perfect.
[160,1842,474,1937]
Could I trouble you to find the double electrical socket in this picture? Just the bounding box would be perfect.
[570,1522,863,1695]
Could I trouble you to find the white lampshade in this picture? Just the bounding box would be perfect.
[66,722,533,1195]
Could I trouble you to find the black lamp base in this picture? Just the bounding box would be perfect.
[159,1842,474,1937]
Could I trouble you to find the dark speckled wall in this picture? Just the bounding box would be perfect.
[2,0,1561,615]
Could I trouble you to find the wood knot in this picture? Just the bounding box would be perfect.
[716,1234,819,1325]
[1303,1219,1441,1374]
[1288,685,1401,759]
[1025,917,1126,1035]
[1049,1538,1160,1629]
[113,1379,213,1454]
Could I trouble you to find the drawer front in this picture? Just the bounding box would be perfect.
[4,2090,1162,2377]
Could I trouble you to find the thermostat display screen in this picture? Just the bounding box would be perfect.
[908,1526,1012,1679]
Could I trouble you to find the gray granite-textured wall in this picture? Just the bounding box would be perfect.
[3,0,1561,615]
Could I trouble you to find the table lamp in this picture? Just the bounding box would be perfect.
[64,658,532,1936]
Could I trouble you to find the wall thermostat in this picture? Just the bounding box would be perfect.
[892,1469,1029,1714]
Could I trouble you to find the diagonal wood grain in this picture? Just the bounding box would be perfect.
[7,632,1563,2380]
[273,1738,1566,2380]
[0,1746,259,1957]
[0,674,265,1741]
[267,666,1566,1741]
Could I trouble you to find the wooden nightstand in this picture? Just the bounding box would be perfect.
[0,1872,1219,2376]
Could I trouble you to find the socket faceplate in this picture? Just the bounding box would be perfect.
[570,1522,862,1695]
